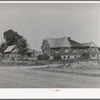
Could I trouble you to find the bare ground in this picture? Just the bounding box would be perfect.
[0,65,100,88]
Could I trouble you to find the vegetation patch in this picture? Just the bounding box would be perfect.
[34,61,100,77]
[0,60,47,67]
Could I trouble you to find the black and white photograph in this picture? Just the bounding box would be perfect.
[0,2,100,88]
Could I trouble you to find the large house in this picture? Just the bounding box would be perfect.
[41,36,99,60]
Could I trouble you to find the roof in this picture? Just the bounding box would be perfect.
[27,49,35,53]
[4,45,15,53]
[11,49,18,53]
[34,51,43,56]
[81,42,99,53]
[35,51,42,54]
[45,36,81,48]
[81,42,97,47]
[69,39,81,47]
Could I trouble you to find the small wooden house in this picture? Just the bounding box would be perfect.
[27,49,35,57]
[4,45,20,60]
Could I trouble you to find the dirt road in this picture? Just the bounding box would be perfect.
[0,66,100,88]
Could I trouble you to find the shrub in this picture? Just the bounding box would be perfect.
[81,52,90,59]
[54,55,61,60]
[38,54,49,60]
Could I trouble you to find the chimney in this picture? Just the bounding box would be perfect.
[68,37,71,40]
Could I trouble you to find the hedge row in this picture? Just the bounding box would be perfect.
[37,52,91,60]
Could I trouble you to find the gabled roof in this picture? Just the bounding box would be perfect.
[69,39,81,47]
[45,36,81,48]
[45,38,57,48]
[81,42,97,47]
[4,45,16,53]
[11,49,18,53]
[81,42,100,53]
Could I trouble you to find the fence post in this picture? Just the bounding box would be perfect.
[95,46,99,65]
[97,53,99,65]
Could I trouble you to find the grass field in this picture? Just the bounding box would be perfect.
[0,59,100,77]
[0,59,100,87]
[0,66,100,88]
[34,61,100,77]
[0,59,98,66]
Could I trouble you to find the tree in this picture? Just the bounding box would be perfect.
[3,29,21,45]
[41,39,49,53]
[16,37,28,57]
[41,39,45,51]
[81,52,90,59]
[0,42,7,53]
[2,29,29,57]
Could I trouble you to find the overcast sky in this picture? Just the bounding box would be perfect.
[0,3,100,50]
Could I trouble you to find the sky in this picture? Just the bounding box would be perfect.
[0,3,100,50]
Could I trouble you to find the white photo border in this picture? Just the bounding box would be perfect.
[0,1,100,99]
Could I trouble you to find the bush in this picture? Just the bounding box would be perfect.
[54,55,61,60]
[38,54,49,60]
[81,52,90,59]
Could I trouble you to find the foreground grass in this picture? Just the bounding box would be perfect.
[0,60,47,66]
[0,59,100,77]
[34,61,100,77]
[0,59,83,66]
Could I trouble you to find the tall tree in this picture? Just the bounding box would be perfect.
[3,29,19,45]
[0,42,7,53]
[16,37,28,57]
[41,39,45,51]
[3,29,29,57]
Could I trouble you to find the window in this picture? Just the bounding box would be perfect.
[65,49,69,53]
[91,54,96,57]
[63,56,66,59]
[73,49,77,53]
[75,56,77,59]
[84,49,88,52]
[68,56,70,59]
[91,48,95,52]
[55,49,59,53]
